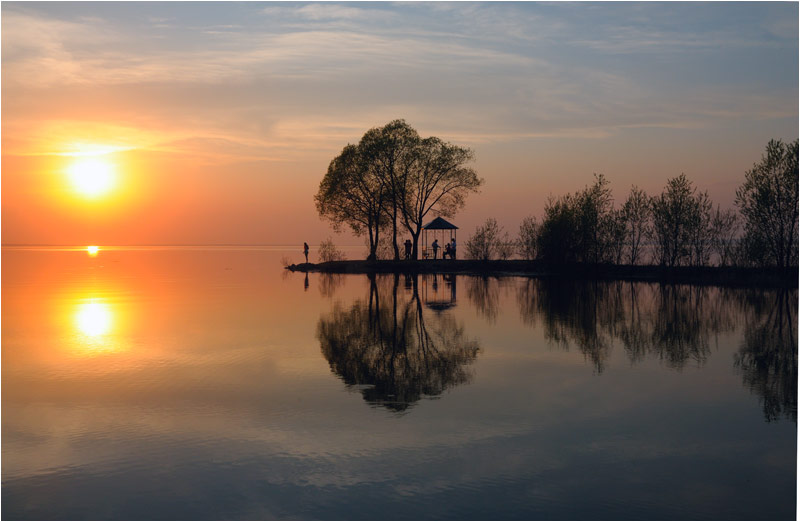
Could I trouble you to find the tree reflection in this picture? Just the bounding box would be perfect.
[317,274,480,412]
[516,279,612,373]
[734,290,797,422]
[516,279,741,373]
[466,276,500,323]
[318,273,345,298]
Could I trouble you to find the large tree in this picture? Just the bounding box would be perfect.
[400,136,482,259]
[315,144,385,260]
[735,139,799,269]
[359,120,420,260]
[321,120,480,260]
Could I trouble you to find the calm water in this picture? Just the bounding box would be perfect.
[2,247,796,520]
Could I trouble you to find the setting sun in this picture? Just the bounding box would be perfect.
[67,157,116,198]
[87,245,100,255]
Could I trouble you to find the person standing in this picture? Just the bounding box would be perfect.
[303,242,309,263]
[450,237,456,259]
[404,239,412,260]
[432,239,440,260]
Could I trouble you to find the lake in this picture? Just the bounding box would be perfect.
[2,247,796,520]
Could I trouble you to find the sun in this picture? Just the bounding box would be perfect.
[67,157,116,198]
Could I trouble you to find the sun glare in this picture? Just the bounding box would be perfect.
[87,245,100,256]
[67,157,116,198]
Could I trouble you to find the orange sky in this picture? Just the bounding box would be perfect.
[3,2,797,246]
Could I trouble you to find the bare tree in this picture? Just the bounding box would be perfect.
[735,139,799,269]
[621,186,651,265]
[517,216,539,260]
[651,174,706,267]
[465,218,509,260]
[710,206,740,267]
[688,190,714,267]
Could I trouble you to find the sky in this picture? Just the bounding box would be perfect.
[2,1,797,246]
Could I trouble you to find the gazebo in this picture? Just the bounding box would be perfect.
[422,217,458,259]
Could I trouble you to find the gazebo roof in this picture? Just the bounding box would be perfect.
[423,217,458,230]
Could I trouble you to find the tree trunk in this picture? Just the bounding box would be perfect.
[367,225,376,261]
[410,228,421,260]
[391,206,400,260]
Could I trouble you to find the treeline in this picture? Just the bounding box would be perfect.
[465,139,798,269]
[315,120,483,260]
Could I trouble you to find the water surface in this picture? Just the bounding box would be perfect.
[2,247,796,520]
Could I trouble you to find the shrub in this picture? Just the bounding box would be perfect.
[465,218,510,260]
[319,237,346,262]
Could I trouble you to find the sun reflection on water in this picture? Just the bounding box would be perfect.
[75,299,113,336]
[71,298,124,355]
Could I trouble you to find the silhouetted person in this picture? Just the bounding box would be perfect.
[450,238,456,259]
[432,239,440,259]
[303,242,309,263]
[444,243,451,259]
[404,239,412,260]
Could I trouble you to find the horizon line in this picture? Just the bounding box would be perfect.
[1,243,366,247]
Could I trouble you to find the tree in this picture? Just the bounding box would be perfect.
[465,218,509,260]
[709,206,739,267]
[735,139,799,269]
[537,193,579,265]
[607,208,627,265]
[399,137,482,259]
[620,186,651,265]
[315,144,385,260]
[517,216,539,260]
[359,120,420,260]
[574,174,616,264]
[687,190,713,267]
[651,174,707,267]
[322,120,480,260]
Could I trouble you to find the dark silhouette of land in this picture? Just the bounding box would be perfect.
[287,259,796,288]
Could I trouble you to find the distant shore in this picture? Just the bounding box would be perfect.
[286,259,797,288]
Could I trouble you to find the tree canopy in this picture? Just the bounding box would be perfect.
[316,120,482,260]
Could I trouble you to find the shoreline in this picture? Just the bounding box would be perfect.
[286,259,798,288]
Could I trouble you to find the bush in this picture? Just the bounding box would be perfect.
[465,218,510,260]
[319,237,346,262]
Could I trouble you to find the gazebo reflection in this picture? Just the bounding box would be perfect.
[422,273,457,313]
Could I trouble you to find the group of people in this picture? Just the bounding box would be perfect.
[403,238,457,260]
[429,237,457,260]
[304,239,456,263]
[400,238,460,260]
